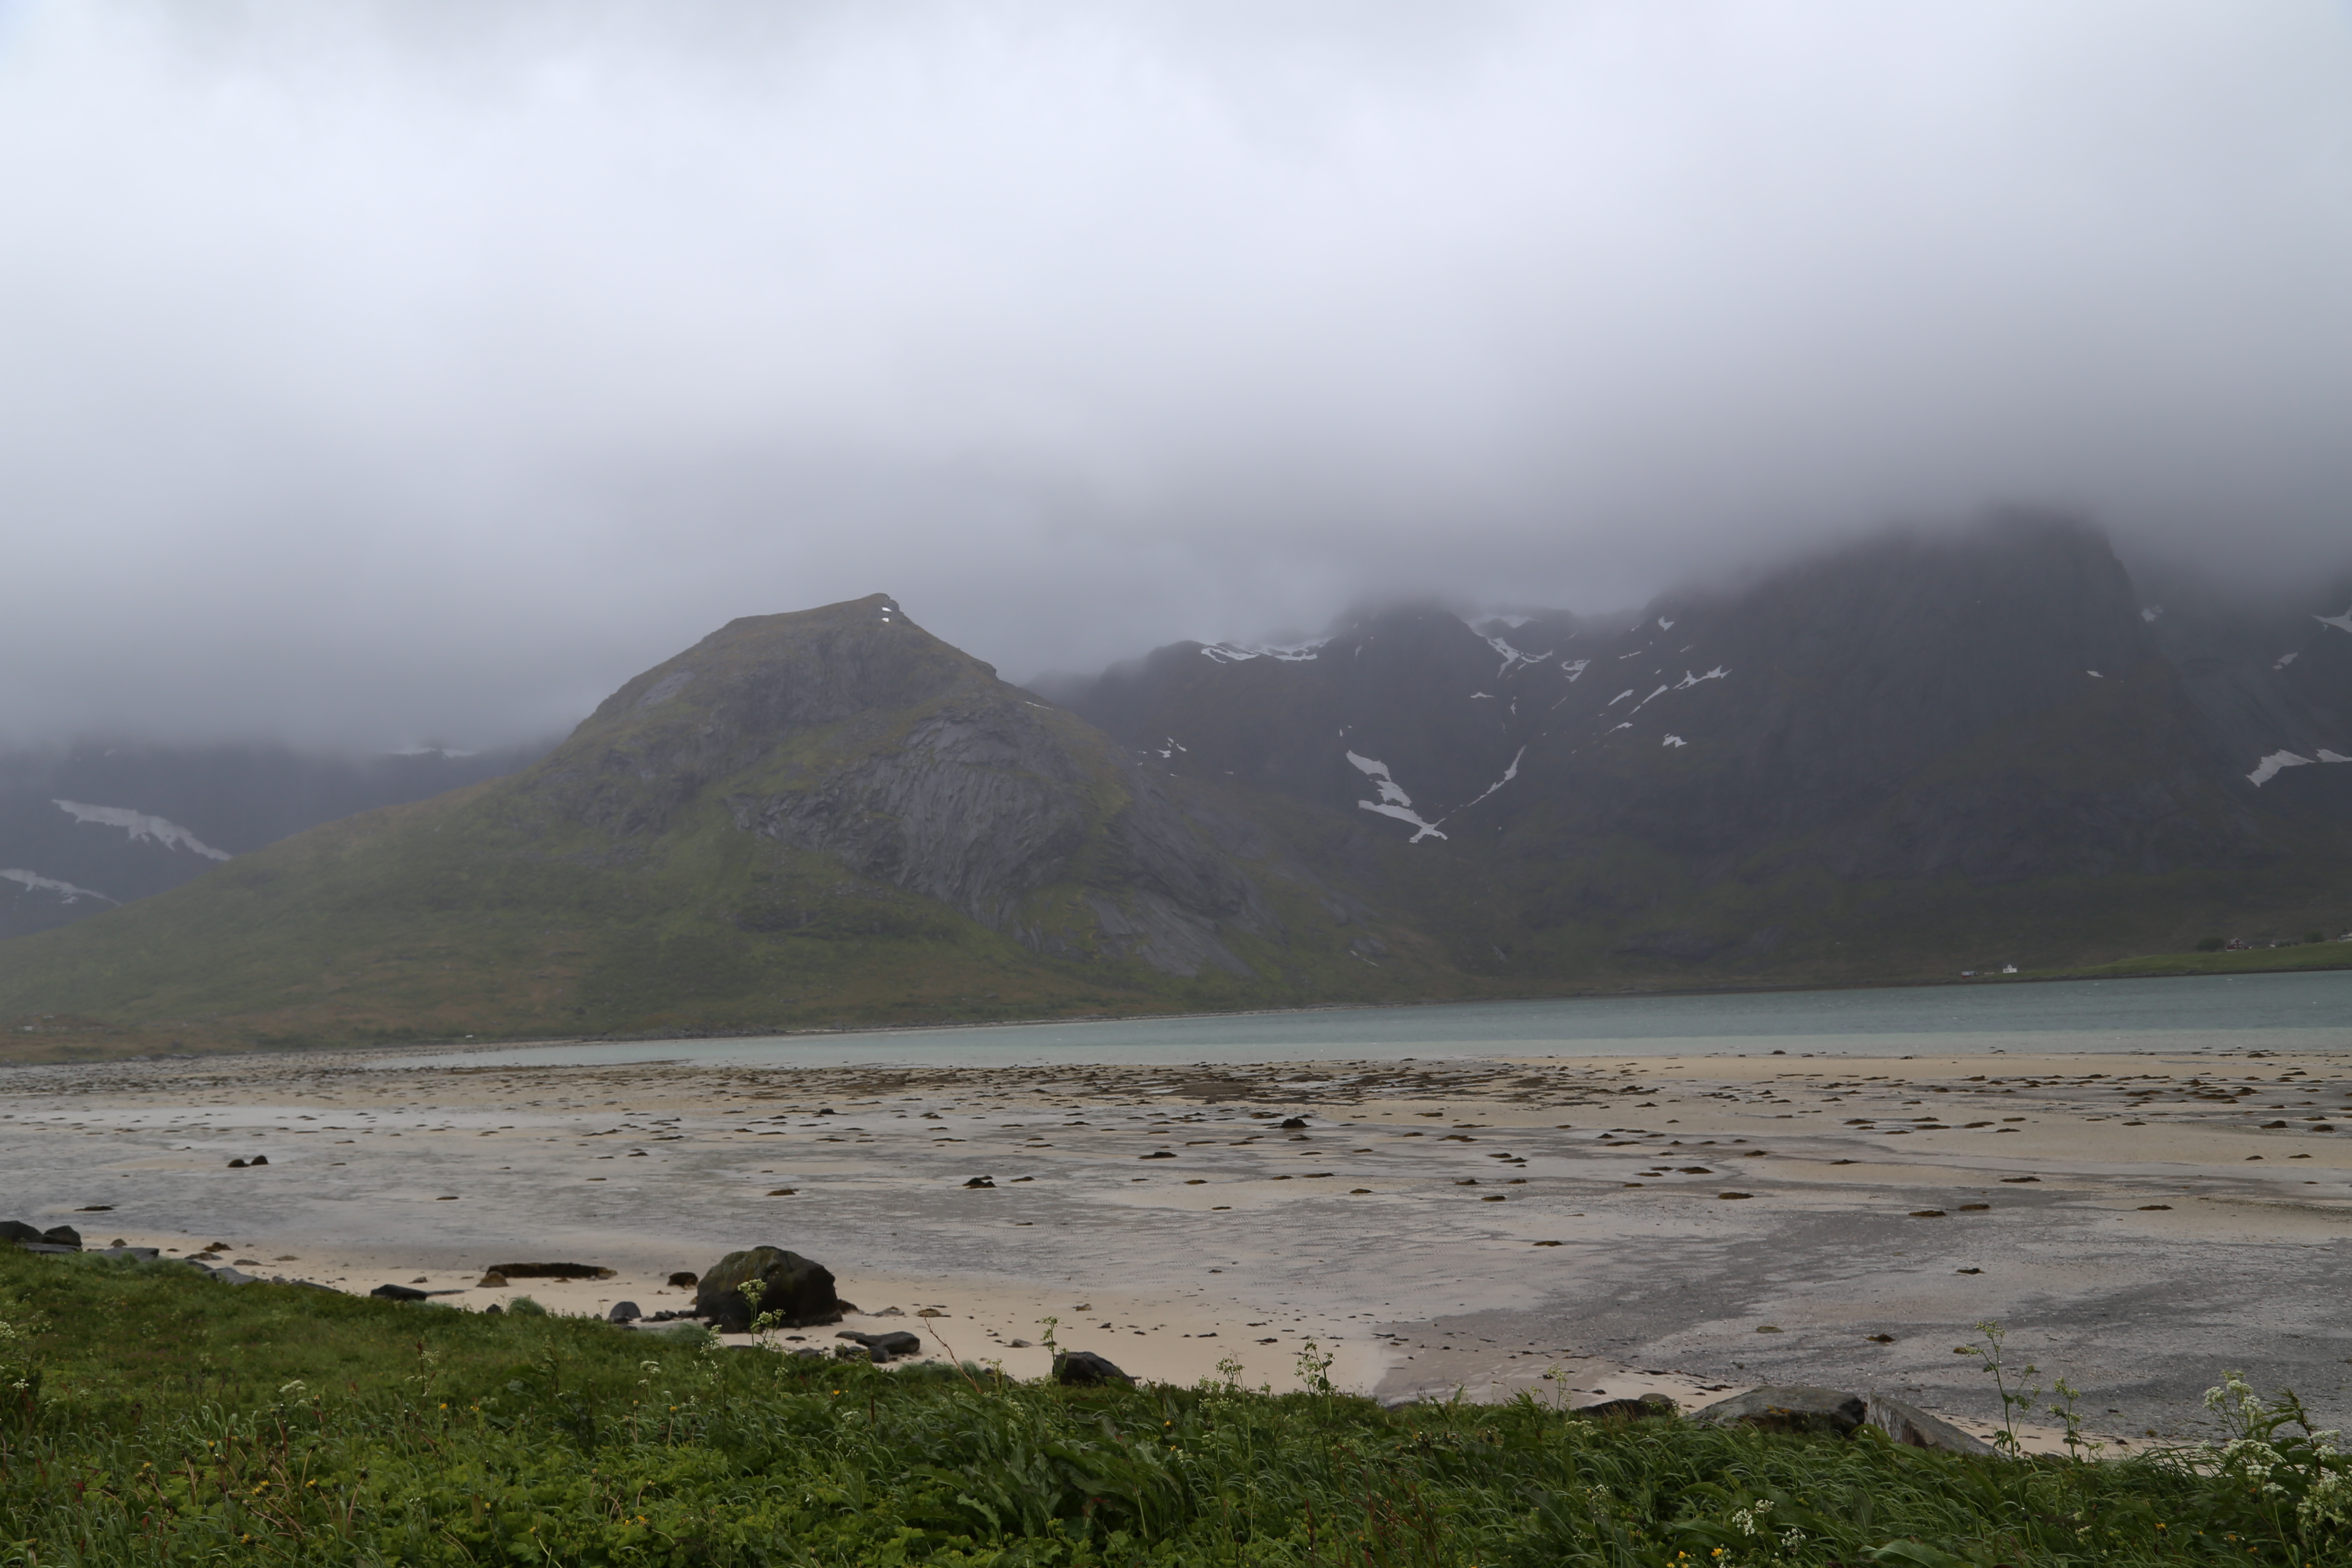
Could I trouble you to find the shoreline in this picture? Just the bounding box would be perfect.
[15,953,2349,1074]
[11,1039,2351,1456]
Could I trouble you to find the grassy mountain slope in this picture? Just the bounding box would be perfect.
[0,597,1460,1059]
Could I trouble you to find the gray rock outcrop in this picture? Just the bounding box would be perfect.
[1690,1386,1867,1438]
[1865,1395,1998,1455]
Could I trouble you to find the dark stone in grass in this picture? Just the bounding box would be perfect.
[1578,1394,1677,1421]
[695,1246,841,1332]
[40,1225,80,1249]
[608,1301,643,1323]
[15,1242,80,1255]
[1692,1386,1867,1438]
[370,1283,431,1302]
[1865,1395,1997,1455]
[1053,1350,1133,1387]
[834,1344,872,1362]
[838,1329,922,1360]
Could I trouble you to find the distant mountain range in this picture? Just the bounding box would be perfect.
[3,513,2347,1054]
[0,742,553,940]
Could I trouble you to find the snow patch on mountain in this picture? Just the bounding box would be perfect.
[1559,659,1589,683]
[2141,605,2163,623]
[2,868,115,904]
[1607,689,1635,707]
[1672,666,1729,689]
[1457,747,1527,812]
[2316,606,2352,635]
[1345,752,1448,842]
[1482,635,1551,679]
[1201,639,1329,664]
[1155,738,1188,759]
[2248,751,2314,786]
[1662,735,1687,748]
[2276,652,2300,668]
[2321,750,2352,764]
[1657,617,1675,631]
[53,800,230,860]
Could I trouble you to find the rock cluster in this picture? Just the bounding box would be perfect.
[1,1219,82,1252]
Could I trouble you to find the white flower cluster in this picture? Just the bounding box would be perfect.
[0,1316,26,1393]
[2197,1372,2352,1530]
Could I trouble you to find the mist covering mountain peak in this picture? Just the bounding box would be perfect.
[3,516,2349,1052]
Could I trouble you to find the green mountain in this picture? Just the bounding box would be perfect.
[0,596,1458,1057]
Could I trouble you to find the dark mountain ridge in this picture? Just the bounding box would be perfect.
[1050,514,2352,972]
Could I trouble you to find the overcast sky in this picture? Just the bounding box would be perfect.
[3,1,2349,747]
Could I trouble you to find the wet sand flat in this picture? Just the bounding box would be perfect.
[7,1041,2352,1450]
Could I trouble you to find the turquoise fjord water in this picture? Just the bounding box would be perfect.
[372,968,2352,1073]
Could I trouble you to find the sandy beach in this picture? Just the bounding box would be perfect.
[8,1038,2352,1451]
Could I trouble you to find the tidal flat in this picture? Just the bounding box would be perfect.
[9,980,2352,1452]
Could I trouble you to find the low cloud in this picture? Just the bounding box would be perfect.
[3,1,2348,744]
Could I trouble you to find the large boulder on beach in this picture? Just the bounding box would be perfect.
[0,1220,45,1246]
[41,1225,81,1249]
[695,1247,840,1332]
[1691,1386,1867,1438]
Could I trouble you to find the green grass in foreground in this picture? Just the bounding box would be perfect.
[3,1250,2347,1566]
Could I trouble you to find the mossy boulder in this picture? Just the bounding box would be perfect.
[694,1246,840,1332]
